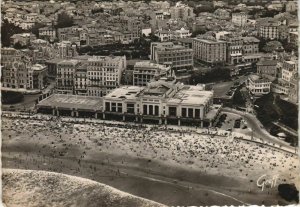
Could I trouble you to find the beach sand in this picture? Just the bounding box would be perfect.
[2,115,299,206]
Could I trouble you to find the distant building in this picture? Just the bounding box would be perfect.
[38,27,56,41]
[241,36,260,63]
[256,59,278,80]
[28,64,47,90]
[56,59,80,94]
[74,63,88,95]
[150,42,193,73]
[285,1,297,12]
[10,33,36,46]
[54,41,78,59]
[155,28,191,41]
[288,31,298,45]
[246,74,271,96]
[258,20,280,40]
[1,48,47,90]
[133,61,172,86]
[193,37,227,65]
[170,2,195,21]
[231,12,247,27]
[281,60,297,82]
[220,35,243,64]
[288,73,298,104]
[1,48,31,89]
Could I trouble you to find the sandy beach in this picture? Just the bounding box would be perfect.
[2,114,299,206]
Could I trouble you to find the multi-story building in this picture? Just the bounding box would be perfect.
[127,19,142,41]
[285,1,297,12]
[231,12,247,27]
[86,55,126,97]
[256,59,278,80]
[74,63,88,95]
[150,42,193,73]
[1,48,31,89]
[288,31,298,46]
[241,36,260,63]
[38,27,56,41]
[54,41,78,59]
[56,59,80,94]
[241,37,260,55]
[288,73,298,104]
[246,74,272,96]
[170,2,195,21]
[172,28,192,40]
[103,79,220,127]
[281,60,297,82]
[133,61,172,86]
[193,37,227,65]
[258,20,280,40]
[220,35,243,64]
[214,9,230,20]
[10,33,36,46]
[1,48,48,90]
[28,64,47,90]
[155,28,191,42]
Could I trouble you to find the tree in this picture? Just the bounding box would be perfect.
[194,5,215,16]
[30,22,46,38]
[262,40,283,52]
[1,19,25,47]
[55,12,74,28]
[232,89,246,107]
[191,28,207,37]
[260,9,280,18]
[13,42,27,49]
[1,91,24,104]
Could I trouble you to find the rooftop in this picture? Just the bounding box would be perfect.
[105,86,143,99]
[37,94,103,111]
[134,61,170,70]
[256,60,277,66]
[58,59,80,66]
[168,85,213,105]
[31,64,46,71]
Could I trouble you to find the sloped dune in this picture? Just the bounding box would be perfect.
[2,168,166,207]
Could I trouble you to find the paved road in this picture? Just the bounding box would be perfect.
[222,108,294,149]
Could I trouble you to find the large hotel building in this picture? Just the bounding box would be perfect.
[192,37,227,65]
[150,42,193,73]
[133,61,172,86]
[55,55,126,97]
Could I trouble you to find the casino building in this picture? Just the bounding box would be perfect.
[37,80,221,127]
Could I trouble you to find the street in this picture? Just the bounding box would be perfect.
[222,108,293,149]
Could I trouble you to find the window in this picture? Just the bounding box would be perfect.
[105,102,110,111]
[149,105,153,115]
[127,103,135,113]
[188,108,193,118]
[169,107,176,116]
[155,105,159,116]
[111,103,116,112]
[195,109,200,118]
[181,108,187,117]
[117,103,122,112]
[143,105,147,115]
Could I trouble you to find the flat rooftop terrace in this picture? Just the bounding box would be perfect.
[37,94,103,111]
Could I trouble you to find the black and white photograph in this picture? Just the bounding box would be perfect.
[1,0,299,206]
